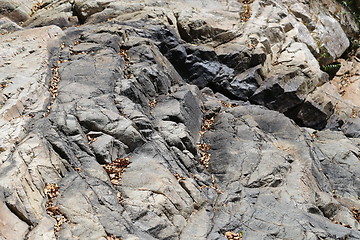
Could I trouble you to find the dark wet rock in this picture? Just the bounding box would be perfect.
[285,101,331,130]
[226,65,263,100]
[215,44,252,72]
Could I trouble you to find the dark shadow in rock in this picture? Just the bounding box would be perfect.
[321,62,341,80]
[284,102,329,130]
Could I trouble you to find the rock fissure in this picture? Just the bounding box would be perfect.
[5,201,32,226]
[44,183,70,236]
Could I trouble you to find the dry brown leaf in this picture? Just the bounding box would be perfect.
[44,183,59,199]
[196,143,211,168]
[221,101,238,108]
[351,208,360,222]
[87,135,97,144]
[174,173,186,181]
[148,99,157,108]
[225,231,243,240]
[103,157,131,186]
[107,236,122,240]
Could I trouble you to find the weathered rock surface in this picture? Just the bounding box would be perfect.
[0,0,359,239]
[0,16,21,33]
[0,0,37,23]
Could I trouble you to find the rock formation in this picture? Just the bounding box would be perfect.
[0,0,359,239]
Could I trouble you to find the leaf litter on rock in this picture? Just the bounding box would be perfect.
[0,80,13,90]
[174,173,186,181]
[239,0,254,22]
[43,64,61,117]
[119,49,131,63]
[103,157,130,185]
[220,101,238,108]
[225,231,243,240]
[148,99,157,108]
[351,207,360,222]
[44,183,70,234]
[87,134,97,144]
[30,0,45,16]
[200,117,215,135]
[102,157,131,202]
[198,106,217,167]
[196,143,211,168]
[107,235,122,240]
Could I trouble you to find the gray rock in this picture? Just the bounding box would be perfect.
[23,1,77,28]
[153,86,202,142]
[1,0,360,239]
[0,0,34,22]
[156,120,197,155]
[342,119,360,138]
[89,132,127,164]
[73,0,111,23]
[0,199,29,240]
[203,104,360,239]
[0,17,21,34]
